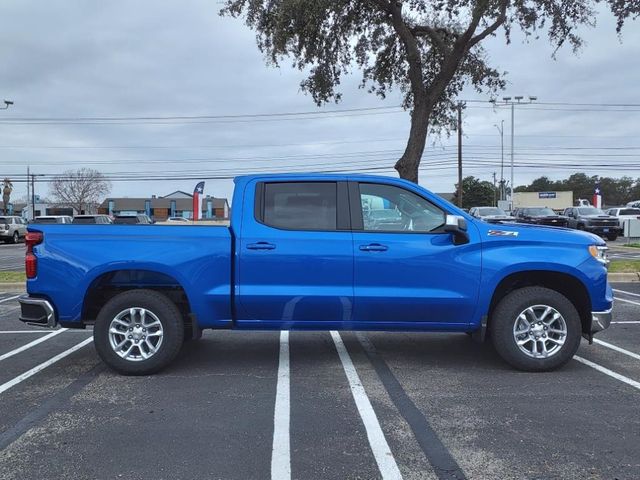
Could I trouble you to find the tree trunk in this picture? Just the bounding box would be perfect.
[395,101,429,183]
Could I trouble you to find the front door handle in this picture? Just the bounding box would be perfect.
[247,242,276,250]
[359,243,388,252]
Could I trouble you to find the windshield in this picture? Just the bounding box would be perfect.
[577,207,605,215]
[524,208,556,216]
[0,217,8,223]
[478,207,505,216]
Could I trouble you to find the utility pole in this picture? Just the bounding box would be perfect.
[27,167,30,220]
[457,101,463,208]
[494,120,505,201]
[492,172,497,206]
[491,95,537,208]
[31,173,36,219]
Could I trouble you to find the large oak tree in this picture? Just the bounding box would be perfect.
[221,0,639,182]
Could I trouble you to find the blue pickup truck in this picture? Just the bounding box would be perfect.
[18,174,612,375]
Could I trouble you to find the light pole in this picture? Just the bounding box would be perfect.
[0,100,13,110]
[494,120,505,201]
[491,95,537,208]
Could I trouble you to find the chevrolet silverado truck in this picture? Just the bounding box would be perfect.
[562,206,622,241]
[18,174,612,375]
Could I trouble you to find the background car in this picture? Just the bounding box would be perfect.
[31,215,73,224]
[626,200,640,208]
[0,216,27,243]
[112,214,153,225]
[166,217,190,223]
[72,215,113,224]
[514,207,569,227]
[605,207,640,229]
[469,206,516,224]
[562,207,622,241]
[363,208,404,230]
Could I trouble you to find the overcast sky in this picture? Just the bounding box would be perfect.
[1,0,639,203]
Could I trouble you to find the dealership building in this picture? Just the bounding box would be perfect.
[98,190,230,221]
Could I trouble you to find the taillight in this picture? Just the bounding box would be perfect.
[25,232,43,279]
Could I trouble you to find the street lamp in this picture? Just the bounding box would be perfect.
[492,95,537,207]
[1,100,14,110]
[494,120,505,201]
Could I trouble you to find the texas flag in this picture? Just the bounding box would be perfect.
[192,181,205,221]
[593,183,602,209]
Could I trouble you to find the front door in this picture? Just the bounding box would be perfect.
[351,181,481,326]
[237,180,353,326]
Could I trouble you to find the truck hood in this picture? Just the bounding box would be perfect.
[473,220,604,246]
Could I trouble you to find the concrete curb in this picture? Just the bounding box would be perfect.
[608,273,640,282]
[0,283,25,292]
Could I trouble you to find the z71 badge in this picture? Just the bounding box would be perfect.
[488,230,519,237]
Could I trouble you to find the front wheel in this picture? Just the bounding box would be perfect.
[12,232,19,244]
[606,233,618,241]
[94,289,184,375]
[491,287,582,371]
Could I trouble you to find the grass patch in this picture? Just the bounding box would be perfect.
[0,271,25,283]
[609,259,640,273]
[625,243,640,248]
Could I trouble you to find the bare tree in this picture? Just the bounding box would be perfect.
[2,178,13,214]
[50,168,111,214]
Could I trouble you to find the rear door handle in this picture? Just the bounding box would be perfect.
[359,243,388,252]
[247,242,276,250]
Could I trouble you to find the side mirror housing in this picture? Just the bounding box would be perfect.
[444,215,469,245]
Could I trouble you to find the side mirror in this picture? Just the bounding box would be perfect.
[444,214,469,245]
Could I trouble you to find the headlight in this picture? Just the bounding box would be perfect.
[589,245,609,265]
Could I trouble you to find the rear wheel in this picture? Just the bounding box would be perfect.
[94,289,184,375]
[491,287,582,371]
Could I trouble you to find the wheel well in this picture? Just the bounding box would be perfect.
[82,270,196,338]
[488,271,592,335]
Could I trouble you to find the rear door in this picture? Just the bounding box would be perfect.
[237,180,353,325]
[350,180,482,326]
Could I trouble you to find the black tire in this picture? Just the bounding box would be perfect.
[606,233,618,241]
[94,289,184,375]
[491,286,582,371]
[12,232,19,244]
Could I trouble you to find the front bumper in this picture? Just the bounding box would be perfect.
[591,308,612,334]
[585,225,622,235]
[18,295,57,328]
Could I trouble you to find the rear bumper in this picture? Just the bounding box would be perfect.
[18,295,57,328]
[591,308,612,334]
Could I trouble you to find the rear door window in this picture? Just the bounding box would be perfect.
[260,182,337,231]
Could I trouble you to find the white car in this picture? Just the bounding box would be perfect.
[166,217,190,223]
[606,207,640,228]
[626,200,640,208]
[32,215,73,224]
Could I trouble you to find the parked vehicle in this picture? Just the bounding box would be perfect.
[363,208,403,230]
[627,200,640,208]
[469,206,516,224]
[562,207,622,241]
[113,214,153,225]
[514,207,569,227]
[31,215,73,224]
[166,217,190,223]
[72,215,113,224]
[0,216,27,243]
[605,207,640,229]
[19,174,612,375]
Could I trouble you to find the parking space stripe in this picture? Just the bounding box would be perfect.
[593,339,640,360]
[331,331,403,480]
[574,355,640,391]
[613,289,640,298]
[271,331,290,480]
[0,295,19,304]
[615,297,640,306]
[0,328,67,362]
[0,337,93,395]
[611,321,640,324]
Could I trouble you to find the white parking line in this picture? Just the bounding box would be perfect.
[613,288,640,297]
[574,355,640,391]
[0,328,67,362]
[331,331,402,480]
[271,331,290,480]
[0,338,93,395]
[593,339,640,361]
[0,295,19,304]
[611,321,640,324]
[0,330,87,334]
[616,297,640,307]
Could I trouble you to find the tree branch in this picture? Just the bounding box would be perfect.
[409,25,447,53]
[468,0,509,48]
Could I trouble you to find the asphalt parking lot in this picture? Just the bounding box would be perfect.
[0,243,24,271]
[0,285,639,480]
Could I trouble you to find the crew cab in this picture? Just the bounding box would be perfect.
[18,174,613,375]
[513,207,569,227]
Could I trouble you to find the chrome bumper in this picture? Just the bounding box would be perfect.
[18,295,57,328]
[591,309,612,334]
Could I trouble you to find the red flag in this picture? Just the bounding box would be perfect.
[592,183,602,209]
[193,181,205,221]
